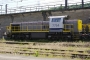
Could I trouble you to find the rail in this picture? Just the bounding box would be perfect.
[0,1,90,15]
[0,42,90,59]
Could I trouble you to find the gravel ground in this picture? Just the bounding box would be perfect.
[0,54,79,60]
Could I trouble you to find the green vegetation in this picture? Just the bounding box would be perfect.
[35,51,39,57]
[48,3,90,11]
[49,5,64,10]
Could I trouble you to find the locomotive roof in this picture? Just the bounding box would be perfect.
[11,21,49,24]
[48,15,68,18]
[11,22,21,24]
[65,19,81,21]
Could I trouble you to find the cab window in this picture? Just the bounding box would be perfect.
[52,18,61,22]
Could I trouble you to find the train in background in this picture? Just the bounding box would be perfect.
[6,15,90,40]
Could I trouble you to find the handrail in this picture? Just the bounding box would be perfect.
[0,1,90,15]
[7,24,74,32]
[63,24,73,32]
[82,24,90,32]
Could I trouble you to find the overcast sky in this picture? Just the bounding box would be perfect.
[0,0,90,8]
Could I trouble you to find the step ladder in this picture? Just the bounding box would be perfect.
[72,32,80,40]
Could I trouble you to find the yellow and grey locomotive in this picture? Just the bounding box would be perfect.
[7,15,90,40]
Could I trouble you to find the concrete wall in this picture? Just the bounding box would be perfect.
[0,9,90,38]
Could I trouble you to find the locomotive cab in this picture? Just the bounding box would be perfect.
[49,16,68,32]
[48,15,72,40]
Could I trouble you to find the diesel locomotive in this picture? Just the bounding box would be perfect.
[6,15,90,40]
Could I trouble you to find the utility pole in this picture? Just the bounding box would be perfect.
[65,0,68,9]
[11,0,23,8]
[0,5,3,10]
[5,4,8,14]
[82,0,84,8]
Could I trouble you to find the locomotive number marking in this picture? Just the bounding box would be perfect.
[52,24,59,27]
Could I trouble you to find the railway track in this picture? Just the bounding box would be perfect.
[0,41,90,59]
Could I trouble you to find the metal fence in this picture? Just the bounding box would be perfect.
[0,1,90,15]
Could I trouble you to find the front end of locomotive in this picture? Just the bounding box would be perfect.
[80,24,90,40]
